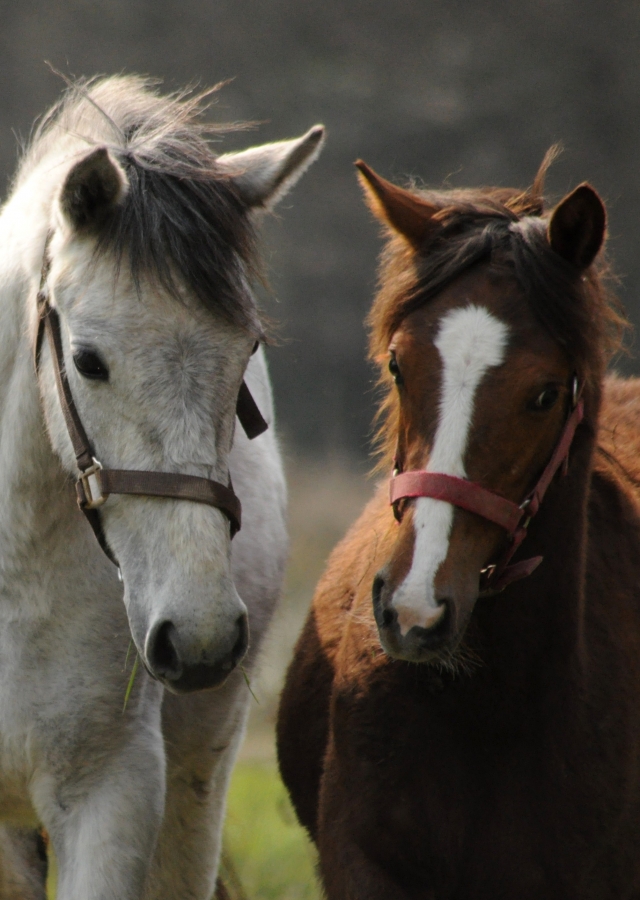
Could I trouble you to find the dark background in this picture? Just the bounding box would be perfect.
[2,0,639,460]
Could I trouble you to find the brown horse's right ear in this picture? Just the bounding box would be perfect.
[355,160,438,250]
[547,183,606,270]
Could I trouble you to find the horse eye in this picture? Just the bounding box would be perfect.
[73,349,109,381]
[388,355,403,386]
[530,386,559,411]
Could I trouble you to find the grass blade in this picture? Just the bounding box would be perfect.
[123,653,140,713]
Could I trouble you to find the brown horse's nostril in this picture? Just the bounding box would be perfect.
[381,607,397,629]
[372,571,386,618]
[372,570,401,632]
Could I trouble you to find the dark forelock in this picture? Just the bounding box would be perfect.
[25,76,262,335]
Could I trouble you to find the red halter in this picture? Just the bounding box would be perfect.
[390,383,584,593]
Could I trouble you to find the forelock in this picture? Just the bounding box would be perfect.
[24,75,263,336]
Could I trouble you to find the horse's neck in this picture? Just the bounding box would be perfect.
[0,168,102,612]
[477,392,602,673]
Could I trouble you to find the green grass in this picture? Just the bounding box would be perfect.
[46,760,320,900]
[223,760,320,900]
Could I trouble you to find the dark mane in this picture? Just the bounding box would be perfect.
[368,162,626,468]
[22,75,261,335]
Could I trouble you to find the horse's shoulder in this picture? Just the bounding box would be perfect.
[595,375,640,504]
[277,486,391,838]
[311,483,392,662]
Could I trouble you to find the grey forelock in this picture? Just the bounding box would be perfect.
[23,75,262,335]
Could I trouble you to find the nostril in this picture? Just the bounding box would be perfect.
[381,607,397,629]
[148,620,182,681]
[373,571,398,632]
[230,613,249,667]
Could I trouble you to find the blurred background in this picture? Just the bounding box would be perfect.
[12,2,638,897]
[3,0,640,460]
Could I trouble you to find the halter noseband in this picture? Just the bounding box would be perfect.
[34,236,268,566]
[390,380,584,594]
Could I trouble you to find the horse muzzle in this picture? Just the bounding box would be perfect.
[133,581,249,694]
[144,613,248,693]
[372,568,471,663]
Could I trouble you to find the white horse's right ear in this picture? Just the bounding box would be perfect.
[217,125,325,211]
[59,147,128,232]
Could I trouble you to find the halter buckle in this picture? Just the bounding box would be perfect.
[78,458,107,509]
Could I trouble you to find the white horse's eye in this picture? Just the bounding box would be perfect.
[73,349,109,381]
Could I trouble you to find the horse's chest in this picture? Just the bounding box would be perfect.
[0,679,39,824]
[329,718,558,896]
[0,766,36,825]
[328,671,640,898]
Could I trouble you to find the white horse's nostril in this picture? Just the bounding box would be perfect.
[147,620,183,682]
[144,608,249,693]
[230,613,249,668]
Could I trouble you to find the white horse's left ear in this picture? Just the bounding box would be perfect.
[59,146,128,232]
[217,125,325,210]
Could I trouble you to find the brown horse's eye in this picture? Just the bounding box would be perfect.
[388,355,403,386]
[530,386,559,411]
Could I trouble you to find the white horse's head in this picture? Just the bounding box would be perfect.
[37,95,323,693]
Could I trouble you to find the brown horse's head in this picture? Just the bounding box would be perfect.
[357,158,622,664]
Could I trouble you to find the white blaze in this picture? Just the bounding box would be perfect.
[393,305,509,635]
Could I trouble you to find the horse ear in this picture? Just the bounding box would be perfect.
[547,183,606,270]
[59,147,128,232]
[355,160,438,249]
[217,125,325,210]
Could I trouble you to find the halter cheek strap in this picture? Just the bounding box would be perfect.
[390,389,584,593]
[34,238,268,565]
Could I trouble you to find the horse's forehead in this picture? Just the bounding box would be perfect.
[396,293,513,370]
[59,251,245,354]
[433,304,510,373]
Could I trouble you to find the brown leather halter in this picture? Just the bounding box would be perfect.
[390,379,584,594]
[34,238,268,566]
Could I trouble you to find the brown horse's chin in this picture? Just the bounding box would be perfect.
[372,570,478,664]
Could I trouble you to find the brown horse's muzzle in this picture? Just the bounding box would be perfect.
[372,564,470,663]
[371,505,499,663]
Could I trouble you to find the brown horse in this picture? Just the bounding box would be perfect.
[277,155,640,899]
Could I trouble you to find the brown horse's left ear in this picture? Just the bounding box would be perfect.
[355,160,438,250]
[547,183,606,270]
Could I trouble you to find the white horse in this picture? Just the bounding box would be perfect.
[0,76,324,900]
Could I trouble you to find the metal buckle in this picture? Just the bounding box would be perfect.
[518,497,532,530]
[571,375,579,408]
[78,458,107,509]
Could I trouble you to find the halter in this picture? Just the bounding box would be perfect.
[34,236,268,566]
[390,379,584,594]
